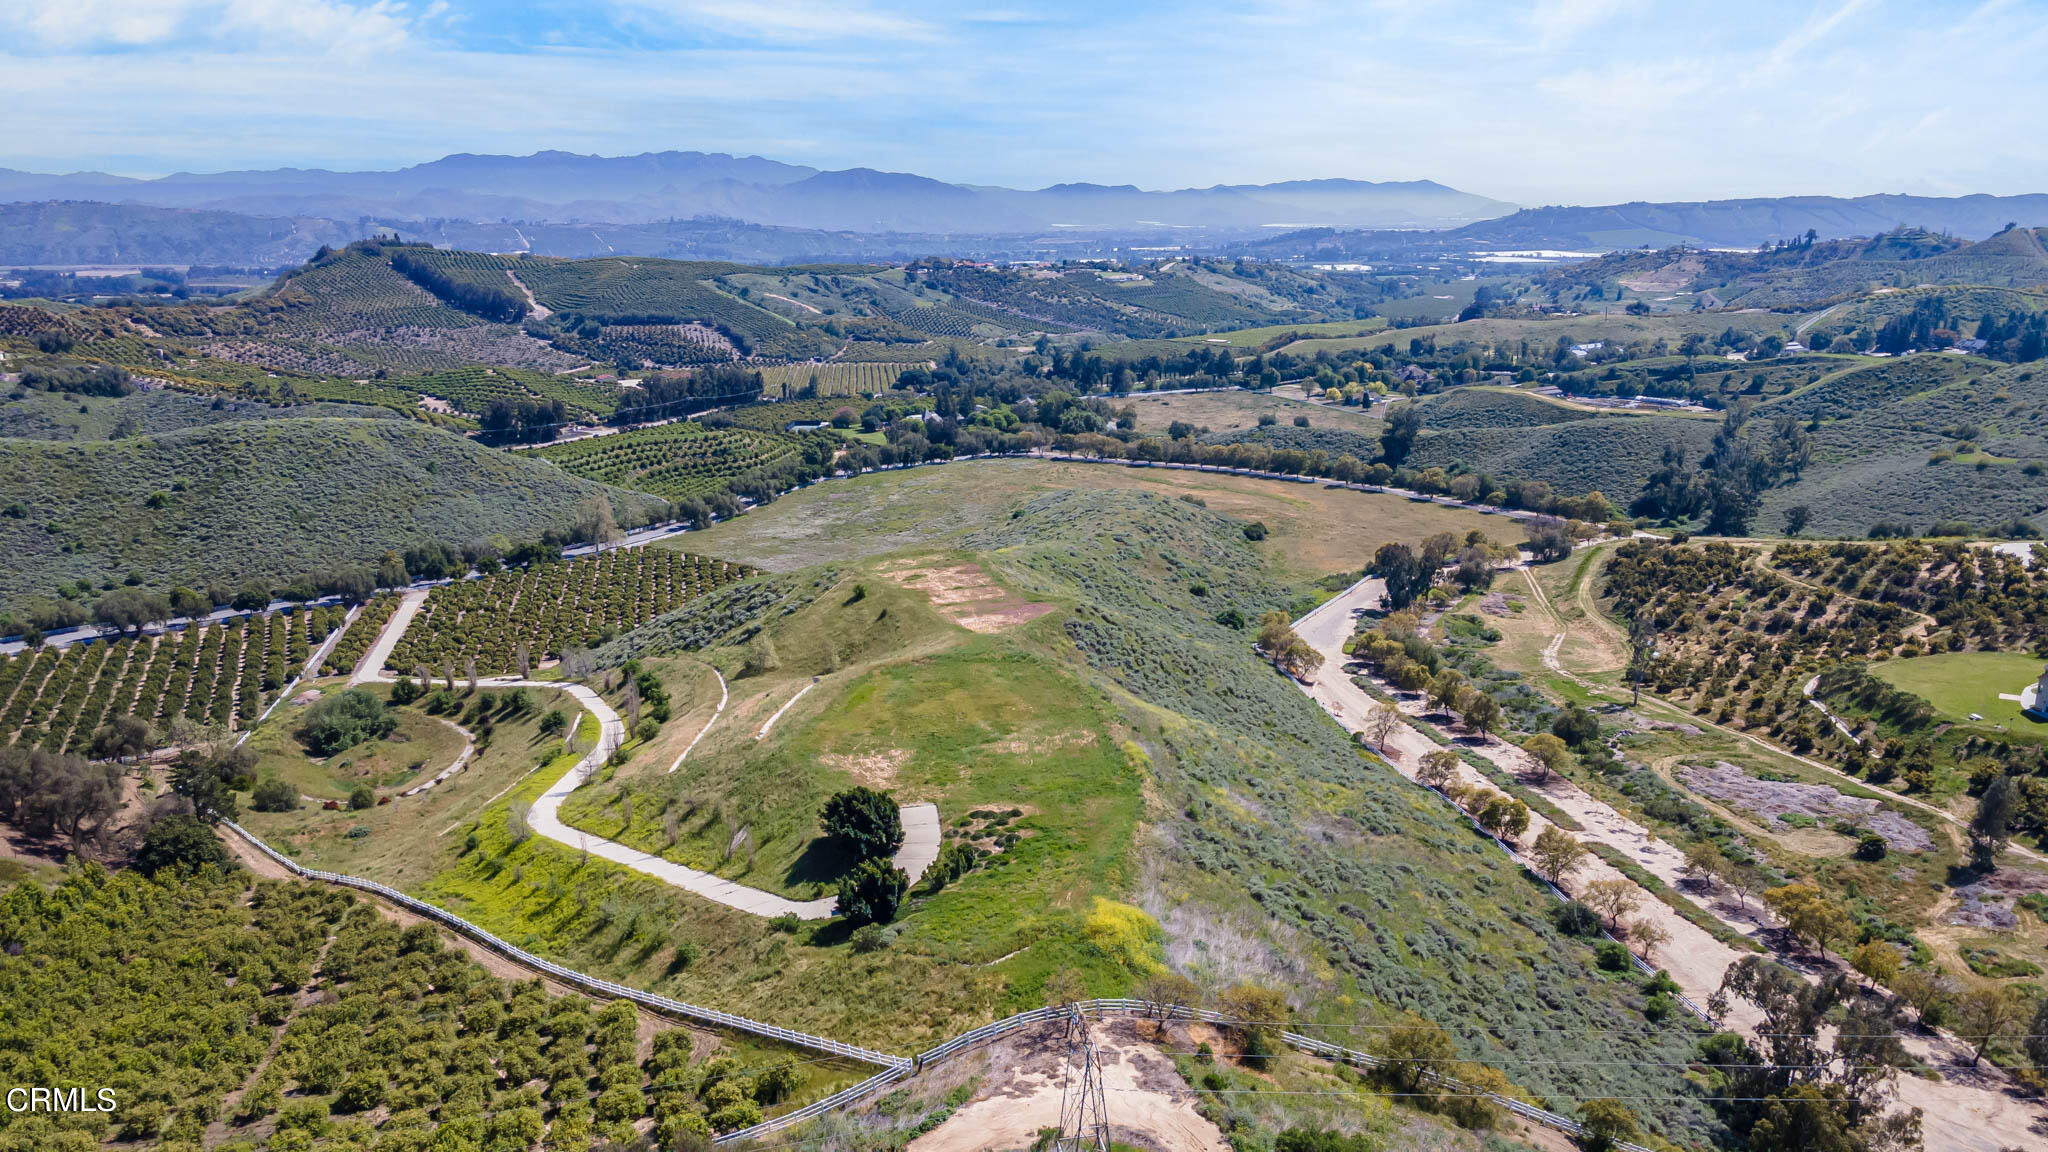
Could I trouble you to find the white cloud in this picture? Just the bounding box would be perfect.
[0,0,2042,202]
[609,0,935,43]
[1764,0,1878,70]
[0,0,416,52]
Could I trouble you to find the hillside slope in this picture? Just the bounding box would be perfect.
[1406,415,1720,504]
[0,417,666,607]
[959,491,1718,1141]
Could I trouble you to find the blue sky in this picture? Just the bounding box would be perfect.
[1,0,2043,204]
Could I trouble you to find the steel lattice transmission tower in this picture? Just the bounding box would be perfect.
[1055,1004,1110,1152]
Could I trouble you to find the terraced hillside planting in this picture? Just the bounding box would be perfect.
[520,422,814,502]
[757,361,908,398]
[408,366,621,423]
[0,417,667,611]
[386,550,752,677]
[0,606,344,747]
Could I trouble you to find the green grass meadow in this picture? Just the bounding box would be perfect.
[1872,651,2048,729]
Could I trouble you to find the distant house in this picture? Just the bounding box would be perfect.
[1394,364,1431,385]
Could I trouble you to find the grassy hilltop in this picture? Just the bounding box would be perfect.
[241,483,1716,1144]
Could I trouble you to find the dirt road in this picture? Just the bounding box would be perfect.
[907,1019,1226,1152]
[1292,578,2048,1152]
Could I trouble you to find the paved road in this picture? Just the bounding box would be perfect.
[351,589,428,684]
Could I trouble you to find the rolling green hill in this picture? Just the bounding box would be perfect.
[1549,226,2048,311]
[1410,387,1599,429]
[1756,358,2048,537]
[1407,415,1719,505]
[374,487,1717,1143]
[0,417,666,609]
[0,388,397,441]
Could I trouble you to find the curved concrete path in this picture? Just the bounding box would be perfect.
[667,668,727,773]
[420,672,939,920]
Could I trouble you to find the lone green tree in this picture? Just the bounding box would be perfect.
[93,587,171,636]
[1969,774,2013,871]
[297,688,397,757]
[820,787,904,862]
[835,859,909,925]
[1578,1098,1639,1152]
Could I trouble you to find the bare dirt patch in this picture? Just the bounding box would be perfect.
[978,730,1096,756]
[819,748,912,789]
[907,1018,1226,1152]
[1946,868,2048,929]
[953,603,1057,633]
[1679,761,1934,852]
[1620,253,1704,293]
[878,559,1054,634]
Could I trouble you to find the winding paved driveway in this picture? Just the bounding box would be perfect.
[371,662,939,920]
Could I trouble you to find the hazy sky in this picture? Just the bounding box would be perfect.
[2,0,2043,204]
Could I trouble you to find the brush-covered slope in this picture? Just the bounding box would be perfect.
[0,388,396,442]
[961,491,1719,1143]
[1406,415,1719,505]
[0,417,666,607]
[394,487,1717,1143]
[1756,358,2048,537]
[1411,387,1600,430]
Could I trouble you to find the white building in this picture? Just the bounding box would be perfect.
[2025,666,2048,721]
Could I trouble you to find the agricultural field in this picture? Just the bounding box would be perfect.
[1282,309,1801,360]
[0,866,867,1151]
[13,218,2048,1152]
[1602,537,2048,816]
[385,549,753,677]
[1175,316,1388,348]
[409,366,622,423]
[519,422,807,503]
[349,489,1723,1145]
[756,361,911,398]
[318,594,399,678]
[1126,387,1381,438]
[0,605,344,748]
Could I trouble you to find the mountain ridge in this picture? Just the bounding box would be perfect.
[0,150,1516,233]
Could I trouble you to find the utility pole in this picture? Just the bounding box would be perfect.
[1056,1004,1110,1152]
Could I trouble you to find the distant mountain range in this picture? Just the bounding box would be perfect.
[1245,194,2048,260]
[0,150,2043,270]
[0,150,1514,236]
